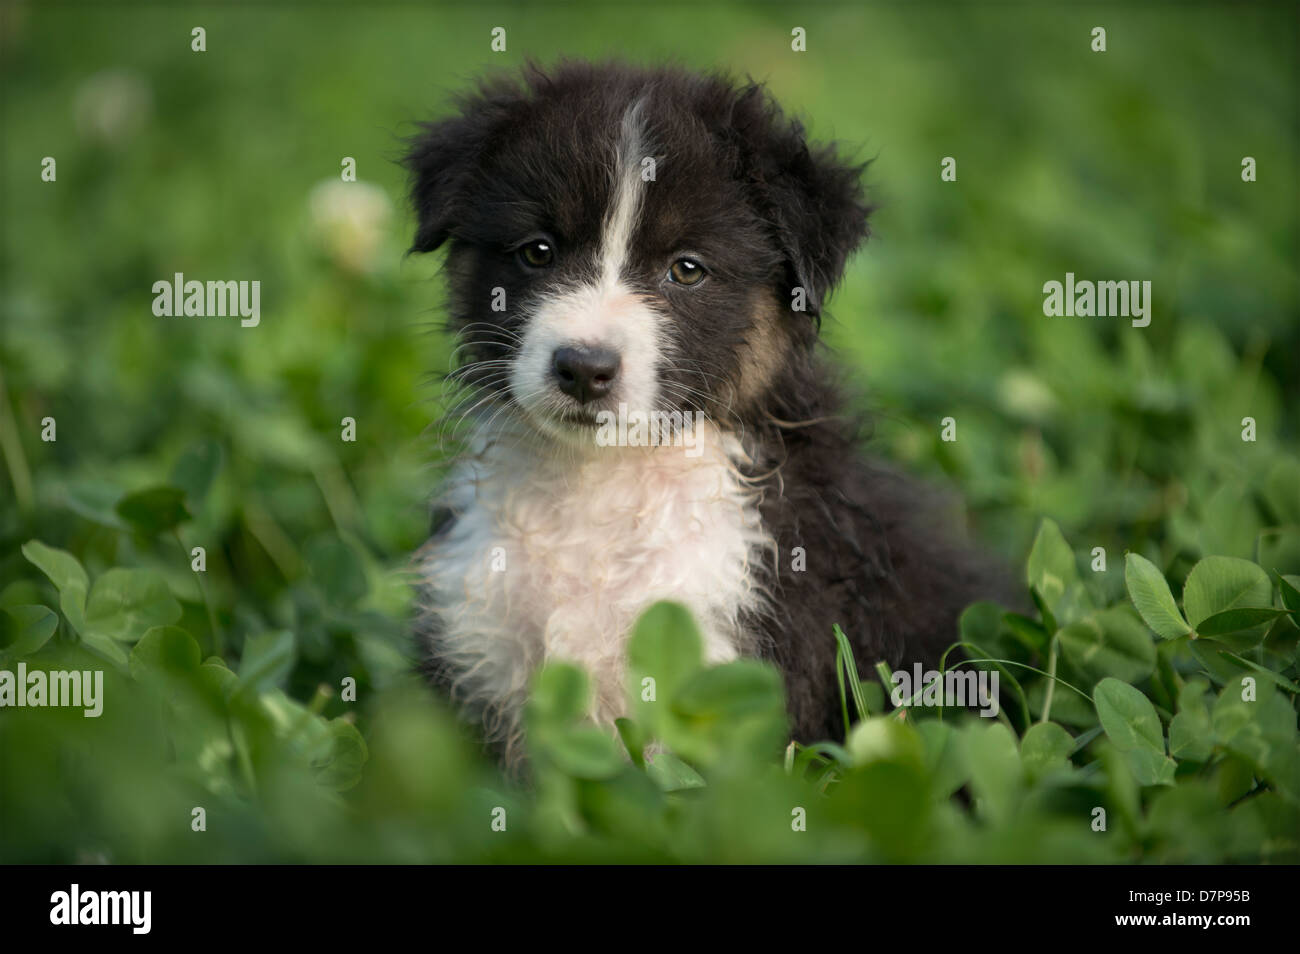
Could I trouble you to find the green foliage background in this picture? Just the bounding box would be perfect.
[1,1,1298,863]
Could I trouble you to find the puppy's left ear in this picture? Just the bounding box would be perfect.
[733,85,872,318]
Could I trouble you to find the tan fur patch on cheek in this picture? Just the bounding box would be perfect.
[732,293,789,408]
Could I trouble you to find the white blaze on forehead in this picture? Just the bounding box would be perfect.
[509,98,665,432]
[599,99,650,286]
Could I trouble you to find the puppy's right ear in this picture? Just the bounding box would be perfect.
[406,76,525,253]
[404,113,484,254]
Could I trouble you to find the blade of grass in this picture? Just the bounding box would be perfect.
[833,623,871,729]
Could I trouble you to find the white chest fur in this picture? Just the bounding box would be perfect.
[417,421,772,754]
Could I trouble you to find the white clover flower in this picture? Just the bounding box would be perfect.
[998,368,1058,422]
[73,69,152,146]
[307,179,393,276]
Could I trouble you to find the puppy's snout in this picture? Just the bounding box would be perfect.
[552,345,620,404]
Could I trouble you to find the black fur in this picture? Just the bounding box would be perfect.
[405,60,1011,748]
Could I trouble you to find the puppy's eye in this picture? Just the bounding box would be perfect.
[518,240,554,268]
[668,258,706,286]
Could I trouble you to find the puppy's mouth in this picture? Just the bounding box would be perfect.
[555,407,601,428]
[513,394,609,439]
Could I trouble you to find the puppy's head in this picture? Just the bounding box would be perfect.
[406,61,870,443]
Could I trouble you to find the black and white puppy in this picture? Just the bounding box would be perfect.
[407,61,1006,765]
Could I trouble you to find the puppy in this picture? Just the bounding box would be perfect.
[406,61,1007,766]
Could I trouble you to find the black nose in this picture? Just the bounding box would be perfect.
[552,346,620,404]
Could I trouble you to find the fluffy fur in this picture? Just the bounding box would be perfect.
[406,61,1008,766]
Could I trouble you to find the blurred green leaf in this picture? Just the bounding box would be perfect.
[626,601,704,741]
[1058,605,1156,685]
[540,726,624,780]
[130,625,201,681]
[644,750,705,792]
[1277,573,1300,617]
[312,719,369,791]
[1212,679,1300,803]
[1168,680,1213,763]
[1262,458,1300,525]
[305,536,368,607]
[1026,518,1091,629]
[1020,721,1075,781]
[847,716,925,770]
[963,721,1023,825]
[170,438,223,507]
[1,605,59,657]
[115,486,191,536]
[915,719,968,799]
[60,480,129,530]
[237,629,296,696]
[84,568,181,643]
[672,661,785,722]
[21,539,89,634]
[1094,677,1175,786]
[526,666,623,781]
[528,662,591,726]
